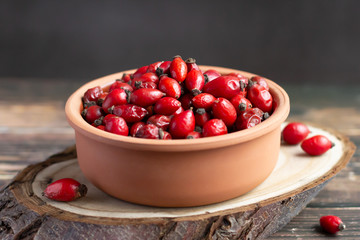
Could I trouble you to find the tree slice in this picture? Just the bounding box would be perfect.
[0,125,355,239]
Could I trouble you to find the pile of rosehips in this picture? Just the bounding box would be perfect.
[282,122,334,155]
[81,56,274,139]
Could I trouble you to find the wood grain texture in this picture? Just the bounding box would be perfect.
[0,150,329,240]
[0,125,355,239]
[0,79,359,238]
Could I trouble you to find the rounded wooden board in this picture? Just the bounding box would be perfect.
[2,123,355,239]
[31,125,346,220]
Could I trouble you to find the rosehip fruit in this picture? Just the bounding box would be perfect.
[146,61,163,74]
[83,86,103,103]
[130,88,165,107]
[251,75,269,91]
[154,97,181,115]
[102,114,117,125]
[82,105,104,124]
[159,129,172,140]
[121,73,132,83]
[282,122,310,145]
[104,116,129,136]
[102,88,130,113]
[230,94,252,114]
[192,93,216,110]
[203,69,221,83]
[202,119,228,137]
[169,109,195,139]
[203,75,240,99]
[170,55,188,82]
[212,98,237,127]
[135,124,159,139]
[158,75,182,99]
[109,81,134,93]
[43,178,87,202]
[185,58,200,72]
[194,108,211,127]
[131,72,159,88]
[301,135,334,156]
[134,81,157,90]
[156,61,171,76]
[132,65,149,79]
[185,69,205,95]
[111,104,148,123]
[236,108,264,130]
[247,81,273,113]
[130,121,145,137]
[179,93,193,110]
[146,114,171,130]
[186,131,201,139]
[320,215,346,234]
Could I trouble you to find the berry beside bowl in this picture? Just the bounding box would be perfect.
[65,64,290,207]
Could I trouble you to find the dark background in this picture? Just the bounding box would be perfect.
[1,0,359,85]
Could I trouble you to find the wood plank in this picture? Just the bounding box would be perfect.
[269,208,360,239]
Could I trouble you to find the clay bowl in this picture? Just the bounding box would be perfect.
[65,66,290,207]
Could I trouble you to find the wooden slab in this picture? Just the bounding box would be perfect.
[0,124,355,239]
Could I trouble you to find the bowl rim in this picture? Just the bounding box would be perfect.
[65,65,290,152]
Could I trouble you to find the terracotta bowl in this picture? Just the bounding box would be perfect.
[65,66,290,207]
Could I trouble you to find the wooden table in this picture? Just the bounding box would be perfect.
[0,78,359,239]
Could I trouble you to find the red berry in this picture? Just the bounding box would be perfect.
[235,108,264,130]
[96,92,108,106]
[158,75,182,99]
[173,106,184,115]
[203,69,221,83]
[170,55,188,82]
[104,116,129,136]
[247,81,273,113]
[132,72,159,90]
[135,124,159,139]
[186,131,201,139]
[230,94,252,114]
[43,178,87,202]
[146,114,171,130]
[301,135,334,156]
[282,122,310,145]
[111,104,148,123]
[109,81,134,93]
[146,61,163,74]
[102,114,117,125]
[121,73,132,83]
[203,75,241,99]
[179,93,193,110]
[102,88,130,113]
[320,215,346,234]
[132,65,149,79]
[154,97,181,115]
[130,121,145,137]
[251,76,269,91]
[133,81,157,90]
[192,93,216,110]
[95,125,105,131]
[185,58,200,72]
[227,74,248,97]
[169,109,195,139]
[130,88,165,107]
[185,69,205,95]
[194,108,211,127]
[156,61,171,76]
[159,129,172,140]
[212,98,237,127]
[82,105,104,124]
[83,86,103,103]
[202,119,228,137]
